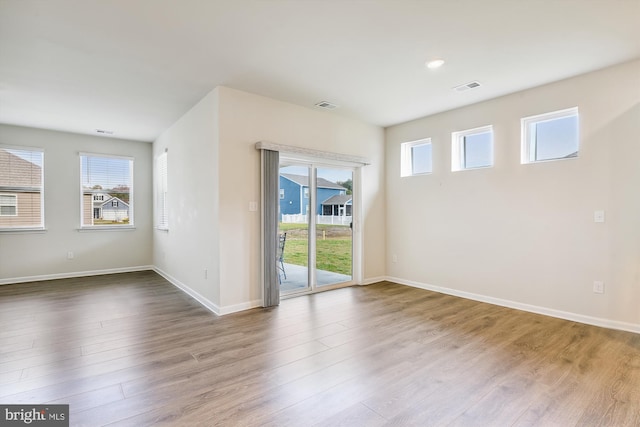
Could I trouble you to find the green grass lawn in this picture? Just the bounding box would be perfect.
[280,223,352,275]
[94,219,129,225]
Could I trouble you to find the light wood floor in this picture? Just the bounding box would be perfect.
[1,271,638,426]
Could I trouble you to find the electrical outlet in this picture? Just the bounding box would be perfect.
[392,254,397,263]
[594,210,605,223]
[67,251,74,260]
[593,281,604,294]
[204,269,208,279]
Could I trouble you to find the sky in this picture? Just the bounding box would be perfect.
[5,148,43,167]
[80,156,131,190]
[280,165,352,184]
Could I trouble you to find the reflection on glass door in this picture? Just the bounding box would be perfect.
[316,167,352,286]
[278,164,310,294]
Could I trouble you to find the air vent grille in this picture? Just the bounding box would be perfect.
[453,81,481,92]
[95,129,114,135]
[315,101,338,110]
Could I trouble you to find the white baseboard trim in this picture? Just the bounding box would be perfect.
[386,276,640,335]
[361,276,387,286]
[218,299,263,316]
[153,267,221,316]
[153,267,262,316]
[0,265,154,286]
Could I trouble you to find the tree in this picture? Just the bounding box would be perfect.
[92,184,102,190]
[337,179,352,195]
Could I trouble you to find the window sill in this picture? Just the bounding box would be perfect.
[77,226,136,232]
[156,227,169,232]
[0,228,47,234]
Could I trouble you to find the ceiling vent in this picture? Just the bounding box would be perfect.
[453,81,481,92]
[315,101,338,110]
[95,129,114,135]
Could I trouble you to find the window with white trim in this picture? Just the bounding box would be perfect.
[279,189,284,199]
[0,194,17,216]
[451,125,493,171]
[0,147,44,230]
[80,153,133,228]
[401,138,432,177]
[521,107,579,163]
[304,188,309,198]
[156,152,168,230]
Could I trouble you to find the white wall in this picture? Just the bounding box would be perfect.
[0,124,153,282]
[216,87,385,309]
[385,60,640,329]
[153,86,386,312]
[152,90,221,308]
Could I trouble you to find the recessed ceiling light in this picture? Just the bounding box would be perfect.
[426,59,445,69]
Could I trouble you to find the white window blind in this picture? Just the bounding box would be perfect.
[0,147,44,229]
[157,152,168,230]
[80,153,133,227]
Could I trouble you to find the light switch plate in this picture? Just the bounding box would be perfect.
[249,201,258,212]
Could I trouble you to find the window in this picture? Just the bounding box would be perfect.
[521,107,579,163]
[156,152,168,230]
[452,125,493,171]
[0,194,17,216]
[279,189,284,199]
[80,153,133,228]
[0,147,44,230]
[401,138,432,177]
[304,188,309,198]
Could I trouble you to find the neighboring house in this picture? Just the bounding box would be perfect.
[279,173,347,218]
[321,194,352,217]
[100,197,129,222]
[82,190,130,224]
[0,148,42,228]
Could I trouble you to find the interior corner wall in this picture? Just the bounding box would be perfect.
[0,124,153,283]
[216,86,385,310]
[152,90,220,308]
[385,60,640,328]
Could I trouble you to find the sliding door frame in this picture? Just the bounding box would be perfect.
[257,142,368,305]
[278,156,362,298]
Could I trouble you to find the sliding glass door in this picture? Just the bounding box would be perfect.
[278,161,354,295]
[315,167,352,287]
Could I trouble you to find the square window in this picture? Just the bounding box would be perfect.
[304,188,309,198]
[522,107,579,163]
[452,125,493,171]
[279,189,284,199]
[401,138,432,177]
[0,194,17,216]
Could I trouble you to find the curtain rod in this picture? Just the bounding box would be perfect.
[255,141,370,166]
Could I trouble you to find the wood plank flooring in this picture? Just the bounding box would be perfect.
[1,271,638,426]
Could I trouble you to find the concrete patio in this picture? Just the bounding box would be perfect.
[280,262,351,293]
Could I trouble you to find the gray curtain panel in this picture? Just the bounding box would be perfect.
[263,149,280,307]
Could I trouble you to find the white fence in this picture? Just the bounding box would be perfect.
[282,214,352,225]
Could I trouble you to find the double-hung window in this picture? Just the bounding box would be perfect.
[521,107,579,163]
[156,151,168,230]
[80,153,134,228]
[0,146,44,230]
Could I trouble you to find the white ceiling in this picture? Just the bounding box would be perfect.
[1,0,638,142]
